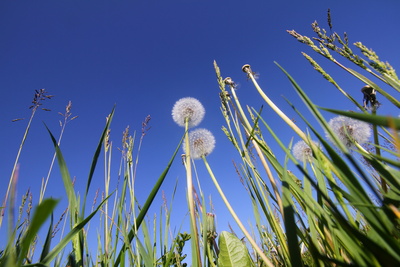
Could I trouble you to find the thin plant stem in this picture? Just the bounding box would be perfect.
[1,105,39,227]
[201,155,274,267]
[184,118,202,266]
[243,65,307,141]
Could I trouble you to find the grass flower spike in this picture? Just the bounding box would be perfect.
[292,140,319,161]
[327,115,371,147]
[172,97,205,128]
[184,128,216,159]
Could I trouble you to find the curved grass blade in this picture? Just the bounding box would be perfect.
[44,124,77,219]
[320,108,400,129]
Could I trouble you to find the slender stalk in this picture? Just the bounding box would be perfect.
[184,118,202,266]
[1,105,39,227]
[242,65,307,141]
[202,155,274,267]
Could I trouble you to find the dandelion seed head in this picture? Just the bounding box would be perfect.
[326,116,371,147]
[172,97,205,128]
[292,140,319,161]
[184,128,215,159]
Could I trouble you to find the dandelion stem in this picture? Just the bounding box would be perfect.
[244,66,307,141]
[201,155,274,267]
[184,118,202,266]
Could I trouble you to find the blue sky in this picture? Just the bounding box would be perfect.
[1,0,400,261]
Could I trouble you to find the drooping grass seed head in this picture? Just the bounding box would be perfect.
[292,140,320,161]
[172,97,205,128]
[242,64,252,74]
[326,116,371,148]
[223,77,235,86]
[184,128,215,159]
[223,77,239,90]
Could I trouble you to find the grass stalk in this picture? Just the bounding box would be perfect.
[201,155,274,267]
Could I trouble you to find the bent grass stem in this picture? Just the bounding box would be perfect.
[201,155,274,267]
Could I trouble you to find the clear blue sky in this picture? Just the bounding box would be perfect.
[1,0,399,260]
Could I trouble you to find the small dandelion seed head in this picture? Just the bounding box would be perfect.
[172,97,205,128]
[292,140,320,161]
[326,116,371,147]
[184,128,216,159]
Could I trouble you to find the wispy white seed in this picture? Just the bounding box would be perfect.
[326,116,371,147]
[172,97,205,128]
[292,140,320,161]
[184,128,215,159]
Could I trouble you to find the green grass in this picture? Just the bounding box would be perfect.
[1,13,400,267]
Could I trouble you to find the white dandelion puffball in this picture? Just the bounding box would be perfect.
[172,97,205,128]
[326,116,371,147]
[292,140,319,161]
[184,128,216,159]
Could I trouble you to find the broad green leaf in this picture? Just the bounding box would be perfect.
[217,231,253,267]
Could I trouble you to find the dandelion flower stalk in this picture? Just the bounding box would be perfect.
[242,64,308,141]
[200,155,274,267]
[183,118,202,266]
[223,77,284,214]
[187,128,273,266]
[172,97,205,266]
